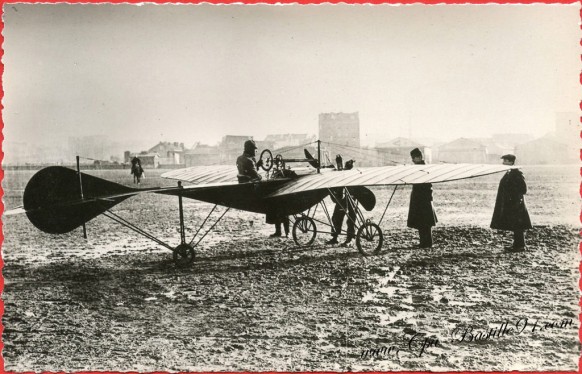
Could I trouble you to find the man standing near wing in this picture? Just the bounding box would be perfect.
[407,148,438,248]
[490,154,532,252]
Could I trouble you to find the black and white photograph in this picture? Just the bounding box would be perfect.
[2,3,580,371]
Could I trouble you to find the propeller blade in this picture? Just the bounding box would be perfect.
[348,186,376,211]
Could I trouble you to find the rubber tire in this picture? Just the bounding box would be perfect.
[356,222,383,256]
[173,243,195,267]
[292,216,317,246]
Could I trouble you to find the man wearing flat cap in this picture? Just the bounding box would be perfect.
[490,154,532,252]
[236,139,263,183]
[407,148,438,248]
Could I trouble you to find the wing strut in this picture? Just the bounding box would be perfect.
[178,182,186,245]
[76,156,88,239]
[378,185,399,226]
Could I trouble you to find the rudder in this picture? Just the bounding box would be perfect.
[23,166,137,234]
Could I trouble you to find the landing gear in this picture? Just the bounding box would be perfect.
[292,216,317,246]
[356,221,383,256]
[173,243,195,267]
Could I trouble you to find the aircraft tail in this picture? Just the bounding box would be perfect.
[23,166,138,234]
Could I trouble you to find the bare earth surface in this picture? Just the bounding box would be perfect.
[2,165,579,371]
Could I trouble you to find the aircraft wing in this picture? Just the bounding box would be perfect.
[267,163,514,197]
[161,165,239,185]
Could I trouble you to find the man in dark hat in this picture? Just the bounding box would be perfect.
[236,139,263,183]
[407,148,437,248]
[491,154,532,252]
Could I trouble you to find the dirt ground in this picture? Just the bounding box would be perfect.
[2,165,579,371]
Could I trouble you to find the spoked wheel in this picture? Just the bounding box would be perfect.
[356,222,383,256]
[292,216,317,246]
[259,149,274,171]
[173,243,195,267]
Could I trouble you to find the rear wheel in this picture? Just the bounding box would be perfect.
[173,243,195,267]
[292,216,317,246]
[356,222,383,256]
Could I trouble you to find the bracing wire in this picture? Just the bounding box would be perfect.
[192,207,231,248]
[320,141,402,165]
[271,141,318,155]
[103,210,174,251]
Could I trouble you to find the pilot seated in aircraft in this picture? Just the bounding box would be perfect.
[236,140,263,183]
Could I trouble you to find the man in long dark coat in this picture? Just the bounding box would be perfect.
[407,148,437,248]
[490,154,532,252]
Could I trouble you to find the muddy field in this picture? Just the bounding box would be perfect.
[2,165,579,371]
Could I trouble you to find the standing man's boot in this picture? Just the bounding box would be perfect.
[418,226,433,248]
[326,235,339,245]
[270,223,282,238]
[511,230,526,251]
[341,236,354,247]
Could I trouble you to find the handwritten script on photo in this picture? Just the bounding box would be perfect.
[360,317,574,360]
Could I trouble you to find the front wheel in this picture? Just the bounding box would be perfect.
[292,216,317,246]
[173,243,195,267]
[356,222,383,256]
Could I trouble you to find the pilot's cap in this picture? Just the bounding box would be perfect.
[244,139,258,153]
[410,148,423,158]
[501,154,516,163]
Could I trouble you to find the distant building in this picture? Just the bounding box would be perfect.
[184,144,220,166]
[376,137,431,164]
[491,133,534,149]
[515,134,576,164]
[216,135,274,164]
[264,134,316,159]
[437,138,488,164]
[126,152,160,168]
[148,141,186,166]
[319,112,360,160]
[264,134,315,149]
[473,138,514,163]
[219,135,253,164]
[254,140,275,154]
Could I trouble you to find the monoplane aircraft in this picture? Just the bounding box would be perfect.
[12,145,515,266]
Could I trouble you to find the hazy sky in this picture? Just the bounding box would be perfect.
[3,4,579,147]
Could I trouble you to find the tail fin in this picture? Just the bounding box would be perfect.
[23,166,137,234]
